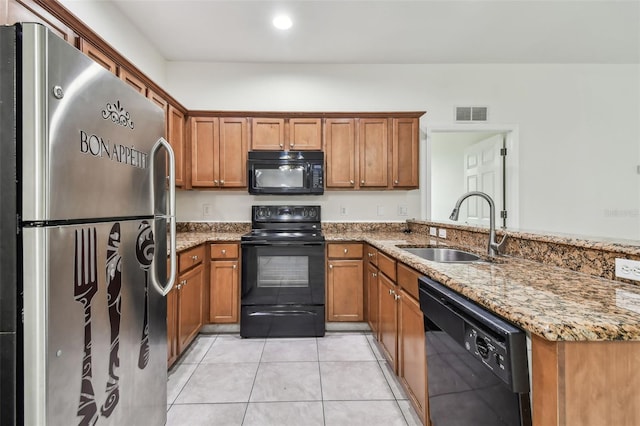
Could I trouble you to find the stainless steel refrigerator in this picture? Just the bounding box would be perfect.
[0,23,177,425]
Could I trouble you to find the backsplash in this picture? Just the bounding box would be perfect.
[407,220,640,284]
[177,222,250,233]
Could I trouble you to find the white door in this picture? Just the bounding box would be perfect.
[462,134,504,226]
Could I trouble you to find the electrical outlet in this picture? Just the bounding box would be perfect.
[438,228,447,239]
[377,205,385,216]
[202,203,212,218]
[398,205,408,216]
[340,205,348,216]
[615,258,640,281]
[429,227,437,236]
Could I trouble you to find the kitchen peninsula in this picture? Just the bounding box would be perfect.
[174,220,640,426]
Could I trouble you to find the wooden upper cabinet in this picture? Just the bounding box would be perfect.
[289,118,322,150]
[8,0,76,44]
[325,118,357,188]
[251,117,285,150]
[392,118,419,188]
[359,118,389,188]
[168,105,186,187]
[78,38,117,74]
[251,117,321,151]
[218,117,248,187]
[147,88,168,139]
[118,68,146,95]
[191,116,248,188]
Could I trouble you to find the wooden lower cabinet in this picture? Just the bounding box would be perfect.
[398,288,427,424]
[327,259,364,321]
[378,273,398,372]
[209,260,239,323]
[177,263,204,353]
[167,275,178,368]
[366,261,379,336]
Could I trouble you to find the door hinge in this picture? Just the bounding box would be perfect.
[500,210,508,219]
[500,148,507,156]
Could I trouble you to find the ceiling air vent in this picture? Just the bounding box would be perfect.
[455,106,488,122]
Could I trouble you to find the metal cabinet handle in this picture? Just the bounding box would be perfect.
[361,180,365,185]
[329,264,333,269]
[220,180,225,185]
[176,284,182,290]
[279,143,283,148]
[350,180,354,185]
[394,180,399,185]
[395,294,400,300]
[182,280,188,286]
[221,249,226,255]
[372,273,377,277]
[343,248,348,254]
[214,179,219,185]
[233,265,237,269]
[290,143,294,147]
[191,255,198,261]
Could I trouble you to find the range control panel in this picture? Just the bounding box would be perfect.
[252,205,321,224]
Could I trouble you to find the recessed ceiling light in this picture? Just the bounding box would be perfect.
[273,14,293,30]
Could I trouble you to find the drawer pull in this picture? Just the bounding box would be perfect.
[233,265,237,269]
[372,273,377,277]
[343,248,348,254]
[394,294,400,301]
[361,180,365,185]
[221,249,226,255]
[329,264,333,269]
[191,255,199,261]
[394,180,399,185]
[350,180,354,185]
[220,180,225,185]
[214,179,218,185]
[177,284,182,290]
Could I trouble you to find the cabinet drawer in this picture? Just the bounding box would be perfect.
[211,243,239,259]
[378,251,396,281]
[328,243,363,259]
[397,263,420,300]
[365,245,378,266]
[179,245,205,272]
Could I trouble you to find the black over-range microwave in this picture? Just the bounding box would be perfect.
[247,151,324,195]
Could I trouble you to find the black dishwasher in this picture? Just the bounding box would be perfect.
[418,277,532,426]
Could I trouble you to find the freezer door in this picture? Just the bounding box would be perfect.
[20,23,166,222]
[22,220,168,426]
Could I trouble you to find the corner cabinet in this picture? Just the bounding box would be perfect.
[209,243,240,323]
[190,116,248,189]
[326,243,364,321]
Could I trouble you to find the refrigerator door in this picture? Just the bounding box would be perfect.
[20,23,166,222]
[22,219,168,426]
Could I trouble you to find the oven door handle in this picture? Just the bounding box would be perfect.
[241,241,325,247]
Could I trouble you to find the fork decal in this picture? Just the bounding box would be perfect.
[135,221,154,370]
[101,223,122,418]
[74,228,99,426]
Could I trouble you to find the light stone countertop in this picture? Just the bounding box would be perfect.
[174,230,640,342]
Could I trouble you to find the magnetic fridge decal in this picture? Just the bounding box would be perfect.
[135,220,154,370]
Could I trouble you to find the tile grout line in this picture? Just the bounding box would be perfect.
[240,338,267,425]
[316,336,327,426]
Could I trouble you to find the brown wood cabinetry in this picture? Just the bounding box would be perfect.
[251,117,322,151]
[209,243,240,324]
[7,0,76,43]
[325,118,357,188]
[176,245,205,354]
[359,118,389,188]
[168,105,186,187]
[365,245,379,335]
[118,67,146,95]
[78,38,117,73]
[378,272,399,371]
[326,243,364,321]
[167,262,178,368]
[392,118,419,188]
[190,116,248,188]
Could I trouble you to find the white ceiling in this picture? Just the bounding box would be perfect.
[105,0,639,64]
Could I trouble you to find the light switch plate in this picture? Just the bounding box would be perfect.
[615,258,640,281]
[429,227,437,236]
[202,203,212,218]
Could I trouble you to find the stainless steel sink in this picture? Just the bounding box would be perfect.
[402,247,487,263]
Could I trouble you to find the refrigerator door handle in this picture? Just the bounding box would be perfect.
[151,137,176,296]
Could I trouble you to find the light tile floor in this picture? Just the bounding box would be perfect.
[167,332,423,426]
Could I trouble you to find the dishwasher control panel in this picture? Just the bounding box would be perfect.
[464,324,511,385]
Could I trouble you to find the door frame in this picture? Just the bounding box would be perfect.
[421,124,520,229]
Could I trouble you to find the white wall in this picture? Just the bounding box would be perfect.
[59,0,167,86]
[167,62,640,240]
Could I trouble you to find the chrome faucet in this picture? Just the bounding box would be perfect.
[449,191,507,256]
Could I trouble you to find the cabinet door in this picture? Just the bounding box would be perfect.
[251,117,285,150]
[78,38,117,74]
[8,0,76,44]
[289,118,322,150]
[378,273,398,372]
[219,118,248,188]
[118,68,146,95]
[190,116,219,187]
[359,118,389,187]
[398,289,427,424]
[168,105,186,187]
[392,118,419,188]
[177,265,203,353]
[367,262,379,337]
[327,259,364,321]
[167,285,178,367]
[325,118,357,188]
[209,260,239,323]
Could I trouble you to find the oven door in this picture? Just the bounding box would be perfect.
[241,242,325,306]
